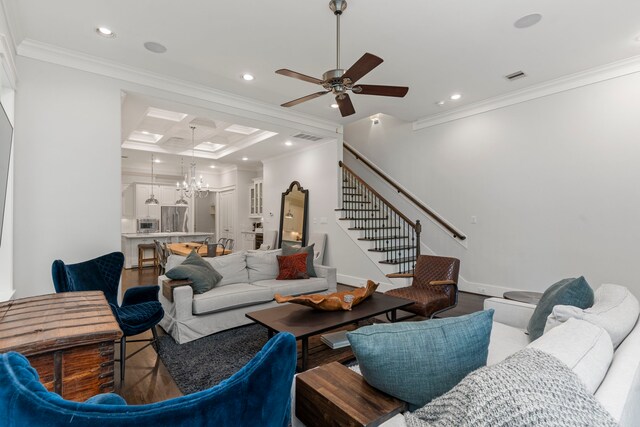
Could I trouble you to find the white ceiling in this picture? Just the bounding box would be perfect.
[121,91,329,174]
[6,0,640,123]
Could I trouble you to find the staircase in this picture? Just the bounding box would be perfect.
[336,161,421,285]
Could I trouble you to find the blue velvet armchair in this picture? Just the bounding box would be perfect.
[0,333,297,427]
[51,252,164,381]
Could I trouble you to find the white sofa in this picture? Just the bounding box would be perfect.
[292,289,640,426]
[159,249,337,344]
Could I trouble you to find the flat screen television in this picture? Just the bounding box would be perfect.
[0,103,13,244]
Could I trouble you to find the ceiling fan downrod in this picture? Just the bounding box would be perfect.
[330,0,347,70]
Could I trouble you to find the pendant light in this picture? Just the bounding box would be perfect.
[144,154,159,205]
[285,210,294,219]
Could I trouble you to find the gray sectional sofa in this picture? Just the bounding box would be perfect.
[158,249,337,344]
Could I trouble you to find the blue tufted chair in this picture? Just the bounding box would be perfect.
[0,333,297,427]
[51,252,164,382]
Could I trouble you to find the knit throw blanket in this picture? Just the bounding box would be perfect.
[404,348,618,427]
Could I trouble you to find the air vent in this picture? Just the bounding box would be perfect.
[505,71,527,81]
[293,133,323,142]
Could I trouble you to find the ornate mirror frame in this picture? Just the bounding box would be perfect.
[278,181,309,249]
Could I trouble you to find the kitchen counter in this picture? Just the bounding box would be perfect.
[122,232,215,239]
[121,232,215,269]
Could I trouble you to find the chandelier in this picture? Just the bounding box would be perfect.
[144,154,159,205]
[176,125,210,199]
[174,158,189,205]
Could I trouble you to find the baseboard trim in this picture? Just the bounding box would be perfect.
[0,288,15,302]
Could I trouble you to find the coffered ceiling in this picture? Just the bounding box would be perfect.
[5,0,640,123]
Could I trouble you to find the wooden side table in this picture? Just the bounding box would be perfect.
[296,362,407,427]
[0,291,122,401]
[503,291,543,305]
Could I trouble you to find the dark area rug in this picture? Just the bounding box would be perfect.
[156,324,268,395]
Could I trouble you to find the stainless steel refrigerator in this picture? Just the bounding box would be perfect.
[161,206,189,233]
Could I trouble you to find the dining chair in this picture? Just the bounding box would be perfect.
[384,255,460,319]
[51,252,164,382]
[207,243,226,257]
[153,240,169,274]
[225,239,235,251]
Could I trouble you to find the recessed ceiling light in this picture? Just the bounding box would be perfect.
[285,141,293,146]
[242,157,249,161]
[225,124,259,135]
[242,73,254,81]
[514,13,542,29]
[436,100,445,106]
[154,158,161,163]
[146,107,187,122]
[450,93,462,100]
[209,165,216,169]
[96,27,115,38]
[144,41,167,54]
[330,103,339,109]
[128,130,163,143]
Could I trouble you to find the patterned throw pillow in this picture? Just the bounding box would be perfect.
[282,243,317,277]
[276,253,309,280]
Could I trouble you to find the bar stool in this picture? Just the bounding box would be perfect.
[138,243,157,270]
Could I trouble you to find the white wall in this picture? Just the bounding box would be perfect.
[344,71,640,297]
[14,57,123,297]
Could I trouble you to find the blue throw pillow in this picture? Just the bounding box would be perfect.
[165,250,223,294]
[347,309,494,410]
[526,276,594,341]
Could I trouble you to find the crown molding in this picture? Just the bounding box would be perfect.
[413,54,640,130]
[17,39,341,137]
[0,34,17,88]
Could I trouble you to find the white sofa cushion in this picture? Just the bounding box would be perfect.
[253,277,329,297]
[192,283,273,315]
[246,249,282,282]
[529,318,613,393]
[545,284,640,348]
[486,321,530,366]
[206,251,249,286]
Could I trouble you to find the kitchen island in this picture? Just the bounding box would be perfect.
[121,232,215,269]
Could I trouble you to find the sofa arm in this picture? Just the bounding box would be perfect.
[158,274,194,322]
[314,264,337,293]
[483,298,536,330]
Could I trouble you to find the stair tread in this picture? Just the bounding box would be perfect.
[368,245,415,252]
[342,186,357,189]
[341,200,372,204]
[348,226,400,230]
[339,217,388,221]
[379,256,417,265]
[335,208,380,212]
[358,236,409,241]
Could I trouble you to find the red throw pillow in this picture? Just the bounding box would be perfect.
[276,253,309,280]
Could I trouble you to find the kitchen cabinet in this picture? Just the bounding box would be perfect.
[123,184,194,221]
[250,178,263,218]
[161,186,180,205]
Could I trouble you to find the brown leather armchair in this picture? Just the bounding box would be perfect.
[385,255,460,319]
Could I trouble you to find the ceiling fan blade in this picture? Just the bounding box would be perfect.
[342,53,384,85]
[353,85,409,97]
[281,91,329,108]
[336,94,356,117]
[275,69,323,85]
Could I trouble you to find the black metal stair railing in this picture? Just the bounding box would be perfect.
[338,161,421,277]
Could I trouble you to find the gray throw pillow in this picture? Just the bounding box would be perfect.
[527,276,594,341]
[165,250,223,294]
[282,243,316,277]
[347,309,494,410]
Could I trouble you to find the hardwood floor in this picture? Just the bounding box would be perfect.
[118,267,182,404]
[118,267,488,404]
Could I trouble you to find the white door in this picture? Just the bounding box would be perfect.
[219,190,235,240]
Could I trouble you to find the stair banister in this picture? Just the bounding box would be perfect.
[343,142,466,241]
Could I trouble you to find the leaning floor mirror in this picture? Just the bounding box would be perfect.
[278,181,309,249]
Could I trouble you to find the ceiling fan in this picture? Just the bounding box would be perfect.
[276,0,409,117]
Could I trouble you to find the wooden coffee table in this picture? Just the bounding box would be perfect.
[246,292,413,371]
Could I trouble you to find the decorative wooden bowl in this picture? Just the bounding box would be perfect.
[274,280,379,311]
